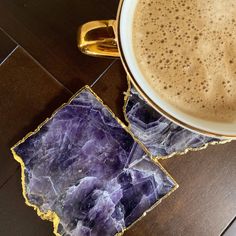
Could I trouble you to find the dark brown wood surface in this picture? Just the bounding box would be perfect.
[0,29,16,63]
[0,1,235,235]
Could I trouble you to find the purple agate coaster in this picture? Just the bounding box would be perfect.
[12,87,177,236]
[124,85,227,159]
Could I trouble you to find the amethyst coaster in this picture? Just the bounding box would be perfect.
[12,86,177,236]
[124,81,230,159]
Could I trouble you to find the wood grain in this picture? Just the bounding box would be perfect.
[0,0,236,236]
[93,60,128,121]
[0,0,119,91]
[0,47,72,187]
[0,29,16,63]
[0,170,53,236]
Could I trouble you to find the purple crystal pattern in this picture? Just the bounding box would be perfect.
[125,86,221,158]
[13,88,176,236]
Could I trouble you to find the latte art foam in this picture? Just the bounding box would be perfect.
[133,0,236,122]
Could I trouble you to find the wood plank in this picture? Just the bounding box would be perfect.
[93,60,128,121]
[0,170,52,236]
[0,29,16,63]
[0,0,119,91]
[0,47,72,187]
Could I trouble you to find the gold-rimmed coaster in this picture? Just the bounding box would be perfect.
[123,77,231,160]
[11,86,178,236]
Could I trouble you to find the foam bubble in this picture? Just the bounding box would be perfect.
[133,0,236,122]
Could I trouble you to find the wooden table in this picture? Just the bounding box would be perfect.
[0,1,235,235]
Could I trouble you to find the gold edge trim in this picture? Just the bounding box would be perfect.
[11,85,178,236]
[123,76,232,160]
[123,75,132,127]
[160,139,232,160]
[116,181,179,236]
[10,85,91,236]
[11,148,61,236]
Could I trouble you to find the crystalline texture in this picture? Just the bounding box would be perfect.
[125,86,223,158]
[13,87,176,236]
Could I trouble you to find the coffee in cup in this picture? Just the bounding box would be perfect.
[133,0,236,123]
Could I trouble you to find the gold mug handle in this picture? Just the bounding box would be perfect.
[77,20,120,58]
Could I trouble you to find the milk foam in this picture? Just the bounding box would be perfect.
[133,0,236,122]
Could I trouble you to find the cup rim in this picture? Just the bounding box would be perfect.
[116,0,235,139]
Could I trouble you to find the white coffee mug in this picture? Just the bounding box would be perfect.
[78,0,236,139]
